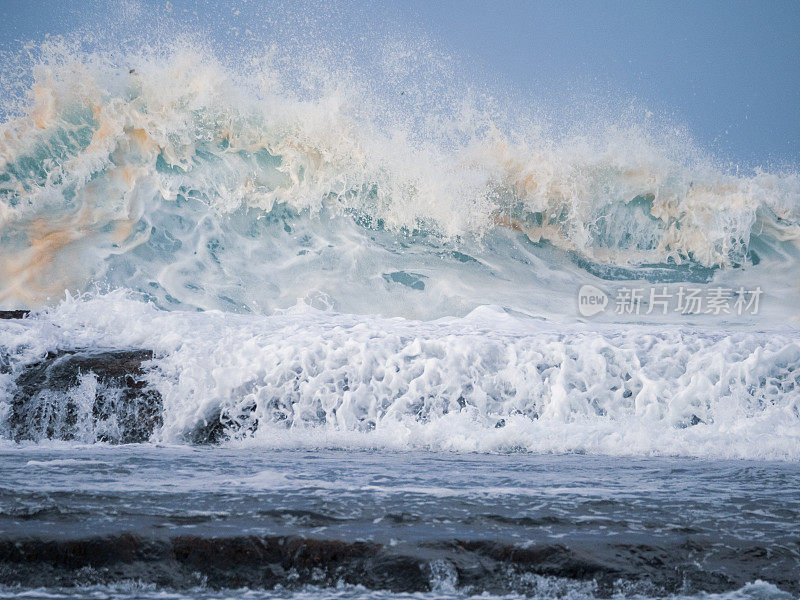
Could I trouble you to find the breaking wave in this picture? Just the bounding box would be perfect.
[0,32,799,458]
[0,41,798,317]
[1,293,798,459]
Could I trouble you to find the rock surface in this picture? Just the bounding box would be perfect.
[8,349,162,443]
[0,310,30,319]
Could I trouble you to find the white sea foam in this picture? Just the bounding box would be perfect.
[0,576,793,600]
[1,293,798,460]
[24,458,110,467]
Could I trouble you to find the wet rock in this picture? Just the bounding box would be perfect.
[0,310,30,319]
[8,349,162,443]
[1,534,796,595]
[0,534,427,592]
[185,408,226,444]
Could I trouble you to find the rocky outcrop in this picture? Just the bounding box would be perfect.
[0,534,426,591]
[0,533,797,594]
[7,349,162,443]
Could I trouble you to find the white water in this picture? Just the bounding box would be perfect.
[1,292,797,459]
[0,34,799,459]
[0,42,798,317]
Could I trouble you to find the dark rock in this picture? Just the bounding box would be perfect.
[0,310,29,319]
[185,408,226,444]
[1,533,796,595]
[8,349,162,443]
[0,532,798,595]
[0,534,425,592]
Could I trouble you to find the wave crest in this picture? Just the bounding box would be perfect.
[1,44,799,313]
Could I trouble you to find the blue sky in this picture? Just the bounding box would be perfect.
[1,0,798,167]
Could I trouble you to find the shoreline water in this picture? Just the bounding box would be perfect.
[0,446,798,597]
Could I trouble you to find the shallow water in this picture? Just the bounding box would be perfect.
[0,446,798,598]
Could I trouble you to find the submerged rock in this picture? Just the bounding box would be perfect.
[1,532,795,594]
[8,349,162,443]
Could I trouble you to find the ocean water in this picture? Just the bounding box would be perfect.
[1,20,799,600]
[0,446,799,599]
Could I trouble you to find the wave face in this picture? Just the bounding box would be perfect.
[1,43,799,318]
[0,40,799,457]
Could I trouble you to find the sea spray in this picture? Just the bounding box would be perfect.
[1,43,798,315]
